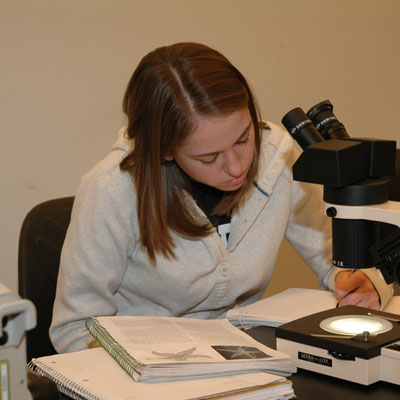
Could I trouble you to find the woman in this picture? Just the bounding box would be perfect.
[50,42,391,353]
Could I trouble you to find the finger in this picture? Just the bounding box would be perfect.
[335,288,349,303]
[356,292,380,310]
[338,291,380,310]
[338,291,364,306]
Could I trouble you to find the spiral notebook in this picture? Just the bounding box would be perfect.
[85,316,296,382]
[29,347,295,400]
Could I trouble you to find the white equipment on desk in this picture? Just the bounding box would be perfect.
[276,306,400,385]
[0,282,36,400]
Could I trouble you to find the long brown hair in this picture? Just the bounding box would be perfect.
[120,42,262,262]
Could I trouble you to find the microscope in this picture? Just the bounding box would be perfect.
[274,100,400,385]
[281,100,400,286]
[0,282,36,399]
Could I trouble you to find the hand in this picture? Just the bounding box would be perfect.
[335,270,380,310]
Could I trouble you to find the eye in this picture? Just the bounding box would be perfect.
[236,136,250,146]
[199,155,218,166]
[236,130,251,146]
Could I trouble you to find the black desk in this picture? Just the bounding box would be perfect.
[54,326,399,400]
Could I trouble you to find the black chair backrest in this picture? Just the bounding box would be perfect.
[18,197,74,361]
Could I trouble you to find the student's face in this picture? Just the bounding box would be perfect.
[171,108,255,191]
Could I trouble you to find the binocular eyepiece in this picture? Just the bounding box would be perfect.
[282,100,349,149]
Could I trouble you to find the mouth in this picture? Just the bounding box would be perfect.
[225,171,248,186]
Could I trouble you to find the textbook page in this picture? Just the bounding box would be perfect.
[86,316,296,381]
[94,316,286,363]
[29,347,294,400]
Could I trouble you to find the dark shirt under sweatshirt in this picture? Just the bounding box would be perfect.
[191,181,232,247]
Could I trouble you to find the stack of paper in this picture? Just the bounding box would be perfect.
[29,348,295,400]
[30,316,297,399]
[227,288,400,329]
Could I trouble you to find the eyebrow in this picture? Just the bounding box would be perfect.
[193,121,252,158]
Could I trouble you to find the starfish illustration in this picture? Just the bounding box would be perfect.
[212,345,269,360]
[152,347,212,361]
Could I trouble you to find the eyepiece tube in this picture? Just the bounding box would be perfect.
[307,100,349,140]
[282,107,325,149]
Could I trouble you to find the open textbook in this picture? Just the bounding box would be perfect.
[29,347,295,400]
[85,316,296,382]
[227,288,400,329]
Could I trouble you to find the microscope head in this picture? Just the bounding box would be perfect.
[282,100,399,284]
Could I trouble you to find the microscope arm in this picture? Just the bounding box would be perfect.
[324,201,400,228]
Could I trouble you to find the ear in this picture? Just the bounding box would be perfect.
[163,155,174,161]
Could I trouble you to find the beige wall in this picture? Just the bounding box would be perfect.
[1,0,400,293]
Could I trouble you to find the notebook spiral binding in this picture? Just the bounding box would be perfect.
[28,359,100,400]
[85,317,144,379]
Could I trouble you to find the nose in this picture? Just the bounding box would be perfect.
[223,149,242,177]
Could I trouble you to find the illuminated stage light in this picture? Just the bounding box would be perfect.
[320,315,392,336]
